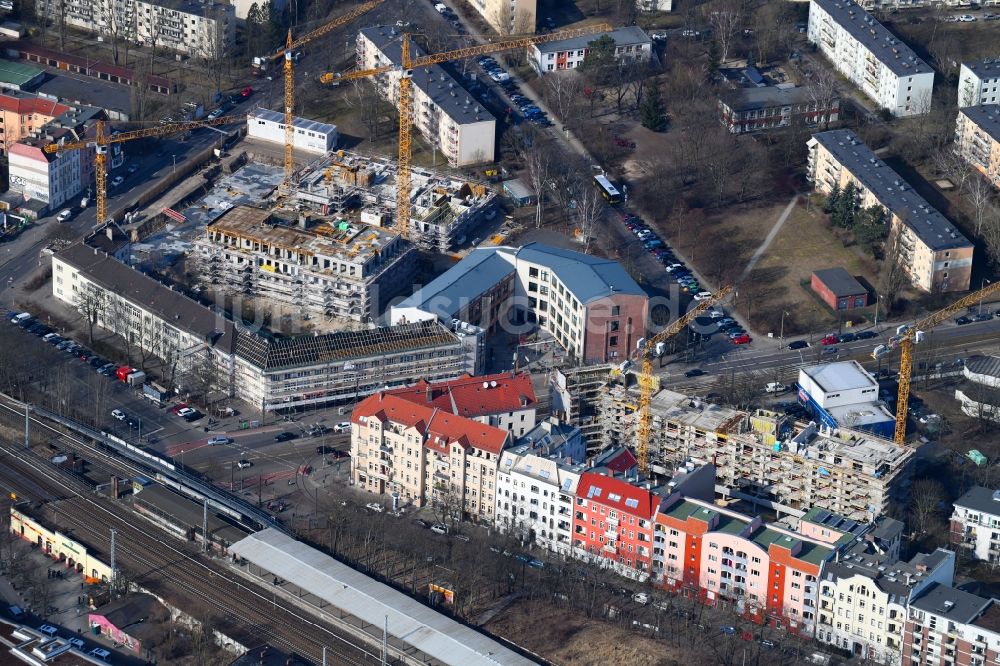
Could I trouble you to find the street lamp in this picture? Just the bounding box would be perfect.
[779,310,789,349]
[172,155,177,175]
[979,279,991,315]
[873,293,882,331]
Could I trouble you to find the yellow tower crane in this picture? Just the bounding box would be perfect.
[43,114,247,226]
[875,280,1000,444]
[320,23,612,238]
[636,285,734,474]
[252,0,385,183]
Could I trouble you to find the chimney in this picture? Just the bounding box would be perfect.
[426,384,432,402]
[905,573,912,586]
[106,226,114,241]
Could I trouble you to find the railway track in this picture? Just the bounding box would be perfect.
[0,437,391,665]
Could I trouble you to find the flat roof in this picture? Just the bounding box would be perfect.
[954,486,1000,516]
[360,26,495,127]
[811,130,971,252]
[0,59,43,86]
[35,74,133,119]
[811,0,931,77]
[911,582,991,624]
[248,108,337,136]
[802,360,877,393]
[826,402,895,426]
[229,529,537,666]
[133,485,248,545]
[965,354,1000,379]
[960,104,1000,143]
[648,388,743,432]
[534,26,651,54]
[812,267,866,297]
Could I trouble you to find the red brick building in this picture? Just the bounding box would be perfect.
[811,267,869,311]
[902,583,1000,666]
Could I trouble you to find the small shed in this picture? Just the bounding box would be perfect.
[502,178,535,207]
[811,268,868,311]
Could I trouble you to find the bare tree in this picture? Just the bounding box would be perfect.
[105,292,135,364]
[878,223,909,312]
[981,204,1000,269]
[709,0,743,64]
[77,285,107,345]
[541,72,583,126]
[129,56,156,122]
[523,145,551,229]
[199,8,228,95]
[574,175,604,254]
[910,478,945,539]
[99,0,123,64]
[963,170,995,236]
[806,67,839,131]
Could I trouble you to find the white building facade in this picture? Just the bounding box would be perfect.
[529,26,653,74]
[807,0,934,117]
[358,26,495,167]
[950,486,1000,564]
[958,59,1000,108]
[246,109,338,155]
[7,143,82,212]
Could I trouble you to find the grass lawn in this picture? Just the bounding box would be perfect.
[742,201,879,336]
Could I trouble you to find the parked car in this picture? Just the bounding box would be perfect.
[764,382,786,393]
[787,340,809,350]
[56,209,72,223]
[127,163,139,174]
[333,421,351,433]
[177,407,196,418]
[955,316,971,325]
[208,436,231,446]
[693,291,713,301]
[111,409,126,421]
[236,460,252,469]
[274,431,298,442]
[365,502,385,513]
[633,592,650,604]
[430,523,448,534]
[731,334,752,345]
[110,175,124,187]
[855,330,879,340]
[820,334,839,346]
[685,368,705,378]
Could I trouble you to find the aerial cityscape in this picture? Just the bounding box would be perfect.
[0,0,996,664]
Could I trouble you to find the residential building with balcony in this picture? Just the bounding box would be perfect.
[903,583,1000,666]
[807,0,934,117]
[718,85,840,134]
[357,26,495,167]
[655,496,835,635]
[495,432,631,555]
[392,243,649,365]
[949,486,1000,564]
[192,205,416,323]
[466,0,536,35]
[350,391,509,522]
[817,548,954,663]
[528,26,652,74]
[958,59,1000,108]
[807,129,973,293]
[955,104,1000,191]
[37,0,235,59]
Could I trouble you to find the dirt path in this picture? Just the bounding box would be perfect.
[738,193,799,283]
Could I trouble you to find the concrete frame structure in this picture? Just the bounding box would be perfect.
[718,86,840,135]
[949,486,1000,564]
[597,385,914,521]
[392,243,649,365]
[807,0,934,117]
[357,26,495,167]
[528,26,652,74]
[955,104,1000,191]
[350,391,509,522]
[959,59,1000,108]
[807,129,973,293]
[193,205,417,323]
[246,109,338,155]
[37,0,235,58]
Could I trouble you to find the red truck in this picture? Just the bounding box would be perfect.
[116,366,137,382]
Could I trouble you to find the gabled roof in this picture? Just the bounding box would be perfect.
[386,372,536,418]
[533,26,651,55]
[577,471,659,520]
[352,392,509,455]
[394,247,516,318]
[910,583,992,624]
[0,92,69,118]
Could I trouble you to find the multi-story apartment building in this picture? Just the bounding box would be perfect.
[656,495,836,635]
[357,26,495,167]
[958,59,1000,108]
[807,0,934,117]
[8,105,107,216]
[903,583,1000,666]
[598,386,914,521]
[392,243,649,364]
[350,391,509,522]
[52,241,482,412]
[955,104,1000,191]
[383,371,538,438]
[494,424,623,554]
[41,0,235,58]
[718,85,840,134]
[818,548,955,663]
[0,92,71,154]
[193,205,417,323]
[949,486,1000,564]
[528,26,652,74]
[465,0,536,34]
[807,129,973,293]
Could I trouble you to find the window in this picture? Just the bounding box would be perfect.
[609,336,618,347]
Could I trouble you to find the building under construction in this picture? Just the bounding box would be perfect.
[193,205,416,323]
[595,381,915,521]
[288,150,496,252]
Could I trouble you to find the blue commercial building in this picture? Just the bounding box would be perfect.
[796,361,895,439]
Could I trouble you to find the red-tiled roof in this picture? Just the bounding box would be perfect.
[387,372,536,418]
[8,142,52,162]
[577,471,659,520]
[352,392,509,455]
[603,448,637,474]
[0,94,70,118]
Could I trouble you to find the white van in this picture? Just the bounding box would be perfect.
[764,382,786,393]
